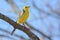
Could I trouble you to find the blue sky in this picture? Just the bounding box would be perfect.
[0,0,60,40]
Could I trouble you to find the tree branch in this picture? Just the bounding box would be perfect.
[0,13,40,40]
[6,0,20,15]
[26,22,51,40]
[0,28,30,40]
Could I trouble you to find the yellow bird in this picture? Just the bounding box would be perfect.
[16,6,29,25]
[11,6,29,35]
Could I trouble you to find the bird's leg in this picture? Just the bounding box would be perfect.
[11,28,16,35]
[23,23,25,26]
[23,23,29,29]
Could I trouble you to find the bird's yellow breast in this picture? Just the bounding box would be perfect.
[17,11,29,24]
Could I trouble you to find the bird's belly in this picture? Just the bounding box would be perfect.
[17,14,29,24]
[21,14,28,22]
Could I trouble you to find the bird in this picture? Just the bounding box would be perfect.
[11,6,29,35]
[16,6,29,25]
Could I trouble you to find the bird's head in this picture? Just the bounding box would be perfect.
[23,6,29,11]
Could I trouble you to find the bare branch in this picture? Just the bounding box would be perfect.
[25,22,51,40]
[32,0,60,19]
[0,28,30,40]
[0,13,40,40]
[5,0,21,16]
[44,1,60,18]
